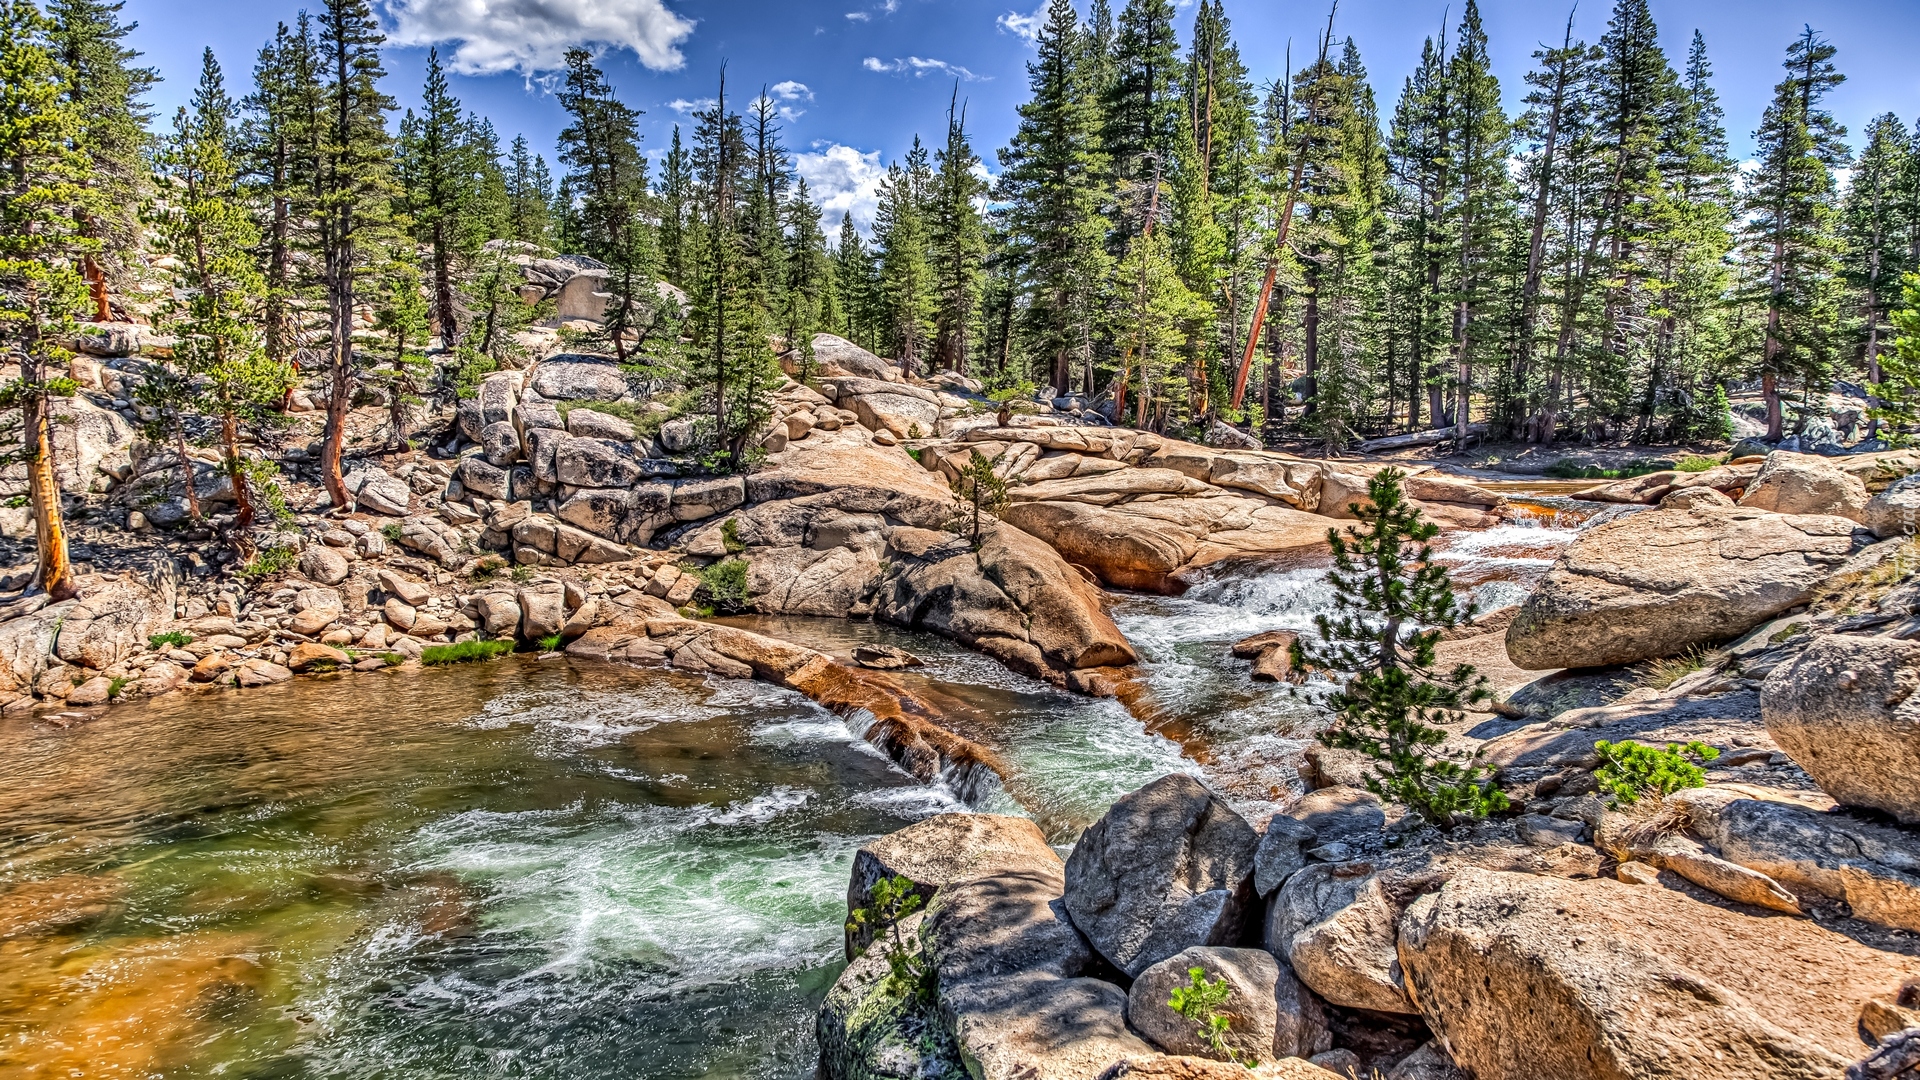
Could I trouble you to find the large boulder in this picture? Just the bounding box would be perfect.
[1762,633,1920,825]
[791,333,899,381]
[530,355,627,401]
[924,869,1153,1080]
[564,406,635,442]
[1672,785,1920,932]
[1265,863,1415,1014]
[1864,473,1920,538]
[298,544,350,587]
[1738,451,1869,521]
[846,813,1062,955]
[1062,773,1259,977]
[823,377,942,440]
[1505,498,1864,669]
[1128,946,1330,1063]
[554,436,645,488]
[344,465,413,516]
[1254,788,1386,896]
[1396,867,1920,1080]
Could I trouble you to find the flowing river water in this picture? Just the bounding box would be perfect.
[0,515,1581,1079]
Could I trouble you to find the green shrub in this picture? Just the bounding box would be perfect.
[382,522,404,543]
[1592,740,1720,807]
[238,544,297,581]
[148,630,193,650]
[721,517,745,554]
[536,633,563,651]
[420,639,515,666]
[845,875,931,1002]
[511,564,534,584]
[106,676,130,700]
[379,652,405,667]
[1674,455,1720,473]
[468,555,508,582]
[1168,967,1250,1067]
[698,557,751,615]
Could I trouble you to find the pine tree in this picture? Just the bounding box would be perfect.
[366,254,429,447]
[1438,0,1514,443]
[998,0,1111,395]
[313,0,394,508]
[657,124,691,286]
[240,17,319,367]
[504,134,552,249]
[395,48,482,348]
[1870,274,1920,441]
[832,211,878,350]
[781,177,829,373]
[1103,0,1180,217]
[875,161,934,376]
[684,72,778,467]
[928,93,988,374]
[1842,114,1911,408]
[1289,468,1504,825]
[1745,27,1848,441]
[1109,229,1200,428]
[0,0,98,598]
[153,48,293,545]
[46,0,152,321]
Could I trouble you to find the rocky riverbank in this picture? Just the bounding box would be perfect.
[13,329,1920,1080]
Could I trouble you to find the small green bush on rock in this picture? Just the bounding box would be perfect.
[1593,739,1719,806]
[1168,967,1251,1068]
[846,876,931,1002]
[148,630,193,650]
[698,558,751,615]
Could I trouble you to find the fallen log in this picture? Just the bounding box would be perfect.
[1355,423,1488,454]
[1849,1028,1920,1080]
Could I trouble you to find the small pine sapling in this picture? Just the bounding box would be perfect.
[949,450,1008,545]
[845,875,931,1001]
[1167,967,1252,1068]
[1290,468,1508,826]
[1592,740,1719,807]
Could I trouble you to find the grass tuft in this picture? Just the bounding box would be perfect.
[536,633,563,651]
[420,639,515,666]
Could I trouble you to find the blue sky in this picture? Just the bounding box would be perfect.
[126,0,1920,229]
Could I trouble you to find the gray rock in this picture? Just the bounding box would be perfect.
[530,355,627,401]
[518,582,566,640]
[1516,814,1589,848]
[852,644,923,670]
[1505,501,1865,669]
[517,390,564,432]
[1266,863,1415,1014]
[474,593,521,635]
[481,421,522,467]
[377,570,431,607]
[1865,473,1920,538]
[1062,773,1259,977]
[802,333,898,381]
[553,436,643,488]
[477,371,520,427]
[924,869,1153,1080]
[1737,450,1869,521]
[298,545,350,586]
[816,912,967,1080]
[1762,633,1920,824]
[1254,815,1315,898]
[1204,419,1263,450]
[1127,946,1330,1063]
[845,813,1060,956]
[459,455,510,501]
[1674,786,1920,932]
[659,417,698,453]
[1386,1042,1471,1080]
[565,406,635,442]
[235,658,293,686]
[670,475,746,522]
[345,466,413,516]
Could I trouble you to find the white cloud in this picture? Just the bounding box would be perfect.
[845,10,870,20]
[667,96,716,113]
[862,55,984,81]
[996,2,1046,41]
[387,0,695,75]
[797,143,887,232]
[769,80,813,102]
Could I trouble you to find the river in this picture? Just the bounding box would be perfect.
[0,515,1580,1079]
